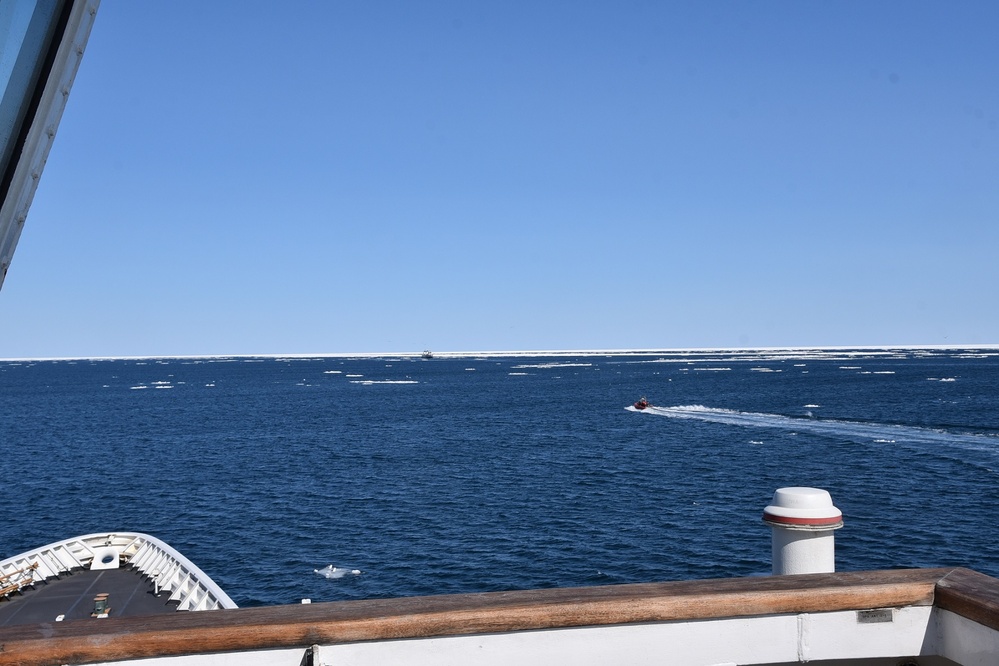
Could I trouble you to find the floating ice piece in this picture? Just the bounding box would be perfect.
[349,380,419,385]
[314,565,362,579]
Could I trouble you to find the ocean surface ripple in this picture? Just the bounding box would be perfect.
[1,349,998,606]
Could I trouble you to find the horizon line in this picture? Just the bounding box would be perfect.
[2,343,998,362]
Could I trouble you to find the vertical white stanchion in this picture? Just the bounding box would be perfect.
[763,487,843,575]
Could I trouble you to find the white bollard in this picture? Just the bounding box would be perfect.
[763,487,843,575]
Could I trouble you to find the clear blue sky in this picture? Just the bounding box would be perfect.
[2,1,997,357]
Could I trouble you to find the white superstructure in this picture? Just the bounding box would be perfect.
[0,0,99,290]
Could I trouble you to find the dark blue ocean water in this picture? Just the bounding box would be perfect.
[2,348,998,607]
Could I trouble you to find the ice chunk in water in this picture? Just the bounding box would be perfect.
[314,565,362,579]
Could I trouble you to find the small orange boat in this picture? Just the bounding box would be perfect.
[634,397,649,410]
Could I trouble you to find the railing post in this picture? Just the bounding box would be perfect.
[763,487,843,575]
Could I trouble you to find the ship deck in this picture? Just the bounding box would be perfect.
[6,566,999,665]
[0,566,179,627]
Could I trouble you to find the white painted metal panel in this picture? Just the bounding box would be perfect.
[933,608,999,666]
[803,606,932,661]
[319,615,802,666]
[0,0,99,289]
[90,648,306,666]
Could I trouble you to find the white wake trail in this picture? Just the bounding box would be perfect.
[641,405,999,451]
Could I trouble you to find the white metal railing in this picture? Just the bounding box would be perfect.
[0,532,236,610]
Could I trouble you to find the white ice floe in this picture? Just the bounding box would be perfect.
[314,565,362,579]
[11,345,998,364]
[511,362,592,369]
[323,370,342,374]
[349,380,419,385]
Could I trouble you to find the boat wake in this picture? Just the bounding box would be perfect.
[639,404,999,451]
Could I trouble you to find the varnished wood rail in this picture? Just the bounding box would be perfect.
[935,567,999,632]
[2,567,997,666]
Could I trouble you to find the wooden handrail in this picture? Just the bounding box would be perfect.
[0,568,960,666]
[935,567,999,632]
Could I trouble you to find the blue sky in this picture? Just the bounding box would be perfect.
[2,1,997,357]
